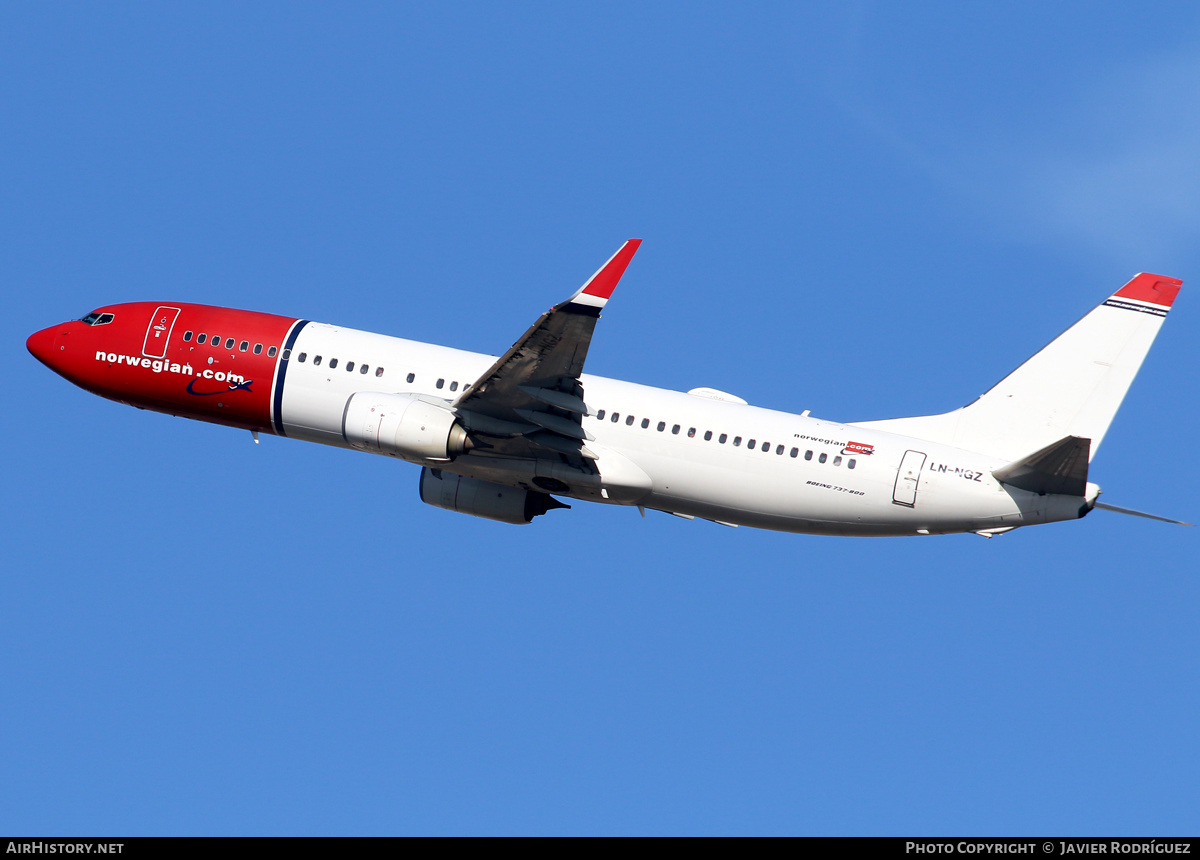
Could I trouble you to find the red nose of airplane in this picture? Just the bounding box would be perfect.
[26,325,59,368]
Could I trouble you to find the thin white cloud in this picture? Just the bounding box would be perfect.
[810,26,1200,266]
[1018,52,1200,262]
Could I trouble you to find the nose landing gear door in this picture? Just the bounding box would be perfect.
[893,450,927,507]
[143,306,181,359]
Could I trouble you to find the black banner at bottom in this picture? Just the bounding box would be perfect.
[0,837,1197,847]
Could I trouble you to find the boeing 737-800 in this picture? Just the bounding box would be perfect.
[26,240,1189,536]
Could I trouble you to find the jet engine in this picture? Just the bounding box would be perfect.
[419,467,569,524]
[342,392,472,461]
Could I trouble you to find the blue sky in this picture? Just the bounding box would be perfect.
[3,3,1198,835]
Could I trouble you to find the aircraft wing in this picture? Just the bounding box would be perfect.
[452,240,641,463]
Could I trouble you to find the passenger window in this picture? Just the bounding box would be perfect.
[225,338,235,349]
[790,448,798,458]
[239,341,248,352]
[687,428,696,438]
[211,334,220,345]
[833,455,842,466]
[611,413,620,422]
[376,367,384,378]
[657,421,665,431]
[197,334,207,344]
[361,364,369,375]
[436,378,443,388]
[346,361,355,372]
[282,349,291,360]
[805,450,813,460]
[313,355,322,366]
[406,372,415,383]
[819,453,827,463]
[268,346,277,357]
[641,418,649,429]
[719,434,727,444]
[596,410,606,420]
[776,445,784,455]
[733,436,742,446]
[329,358,339,369]
[748,439,756,449]
[626,415,634,425]
[254,344,263,354]
[848,459,856,469]
[450,381,458,391]
[183,331,193,342]
[672,425,681,435]
[298,353,307,362]
[704,431,712,441]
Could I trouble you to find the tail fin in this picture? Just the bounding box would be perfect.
[851,273,1182,462]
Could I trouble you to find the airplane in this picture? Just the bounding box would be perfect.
[26,240,1191,537]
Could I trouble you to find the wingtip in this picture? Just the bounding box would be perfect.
[571,239,643,306]
[1114,273,1183,308]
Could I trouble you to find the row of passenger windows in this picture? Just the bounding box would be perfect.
[294,352,385,377]
[181,334,470,390]
[182,329,476,391]
[183,330,278,358]
[590,409,857,468]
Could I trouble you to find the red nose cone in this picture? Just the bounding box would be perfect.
[26,326,59,368]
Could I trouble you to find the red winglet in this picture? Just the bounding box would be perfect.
[579,239,642,300]
[1114,273,1183,308]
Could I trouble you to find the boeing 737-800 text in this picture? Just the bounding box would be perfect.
[26,240,1189,536]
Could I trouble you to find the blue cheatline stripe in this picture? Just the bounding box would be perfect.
[272,320,310,436]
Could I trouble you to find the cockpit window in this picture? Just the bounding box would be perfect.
[79,312,115,326]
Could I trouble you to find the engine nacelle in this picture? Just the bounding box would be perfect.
[419,467,568,524]
[342,392,471,461]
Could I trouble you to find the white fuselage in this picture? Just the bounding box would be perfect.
[276,322,1089,536]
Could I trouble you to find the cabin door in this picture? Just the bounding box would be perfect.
[142,306,181,359]
[892,450,927,507]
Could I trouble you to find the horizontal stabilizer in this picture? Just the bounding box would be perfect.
[1094,502,1193,526]
[992,435,1090,496]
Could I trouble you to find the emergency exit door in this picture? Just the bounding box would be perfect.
[892,450,927,507]
[142,306,181,359]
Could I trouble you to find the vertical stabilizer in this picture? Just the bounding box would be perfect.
[851,273,1181,462]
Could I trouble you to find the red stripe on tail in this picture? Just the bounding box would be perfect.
[1114,273,1182,308]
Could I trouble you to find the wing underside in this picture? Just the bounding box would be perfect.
[452,240,641,467]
